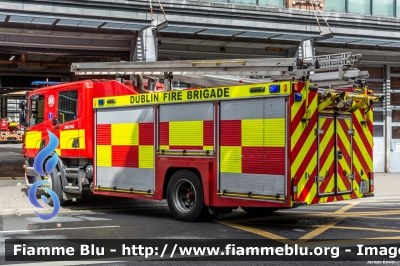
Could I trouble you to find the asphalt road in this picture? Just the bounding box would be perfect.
[1,178,400,265]
[1,143,399,265]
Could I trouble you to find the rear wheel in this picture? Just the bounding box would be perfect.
[241,207,278,216]
[167,170,206,222]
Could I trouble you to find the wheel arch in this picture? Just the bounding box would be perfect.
[162,167,202,200]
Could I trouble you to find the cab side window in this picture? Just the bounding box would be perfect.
[30,96,45,126]
[58,90,78,124]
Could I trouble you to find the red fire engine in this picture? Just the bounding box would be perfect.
[20,53,383,221]
[0,117,24,143]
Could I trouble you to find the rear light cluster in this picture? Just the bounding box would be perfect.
[369,172,374,192]
[292,177,298,201]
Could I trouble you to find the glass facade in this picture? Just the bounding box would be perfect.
[229,0,257,4]
[398,0,400,16]
[348,0,371,14]
[325,0,346,12]
[373,0,394,16]
[258,0,283,6]
[205,1,398,17]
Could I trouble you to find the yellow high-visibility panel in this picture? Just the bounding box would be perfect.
[220,146,242,173]
[203,146,214,151]
[159,145,170,150]
[111,123,138,146]
[264,119,285,147]
[97,145,111,166]
[242,119,263,147]
[169,121,203,146]
[25,131,42,149]
[60,129,86,149]
[139,145,154,168]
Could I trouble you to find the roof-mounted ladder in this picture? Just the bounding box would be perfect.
[71,52,368,87]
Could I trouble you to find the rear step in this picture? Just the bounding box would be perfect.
[64,186,80,194]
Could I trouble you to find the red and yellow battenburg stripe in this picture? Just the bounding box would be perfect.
[218,97,286,198]
[220,118,285,175]
[96,122,154,168]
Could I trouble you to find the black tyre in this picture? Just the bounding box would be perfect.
[46,168,65,206]
[241,207,278,216]
[167,170,206,222]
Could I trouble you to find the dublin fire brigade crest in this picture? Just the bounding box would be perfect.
[48,95,55,107]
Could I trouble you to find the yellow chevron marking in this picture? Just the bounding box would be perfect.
[353,130,372,167]
[290,89,305,122]
[219,221,296,245]
[291,131,316,174]
[291,96,318,150]
[296,151,317,205]
[306,177,318,205]
[336,122,353,194]
[354,110,373,147]
[352,152,365,197]
[291,119,307,151]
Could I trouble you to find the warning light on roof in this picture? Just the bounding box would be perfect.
[269,84,280,93]
[294,93,302,102]
[98,99,105,105]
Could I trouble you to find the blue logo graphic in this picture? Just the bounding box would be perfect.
[28,180,60,220]
[28,130,60,220]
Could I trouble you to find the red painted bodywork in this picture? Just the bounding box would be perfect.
[24,80,320,209]
[25,80,138,159]
[91,84,301,209]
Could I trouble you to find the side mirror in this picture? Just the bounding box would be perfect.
[52,118,58,126]
[19,109,26,126]
[30,92,39,101]
[18,101,25,109]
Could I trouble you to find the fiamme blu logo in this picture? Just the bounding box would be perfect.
[28,130,61,220]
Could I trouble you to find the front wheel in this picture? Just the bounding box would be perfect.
[167,170,206,222]
[46,168,65,206]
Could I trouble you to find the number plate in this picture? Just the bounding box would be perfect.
[359,180,368,193]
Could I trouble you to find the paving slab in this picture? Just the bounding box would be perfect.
[0,145,24,177]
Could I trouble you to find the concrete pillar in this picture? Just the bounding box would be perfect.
[1,95,6,118]
[132,24,158,62]
[385,65,391,173]
[296,40,315,58]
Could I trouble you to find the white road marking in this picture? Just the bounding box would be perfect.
[0,225,120,234]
